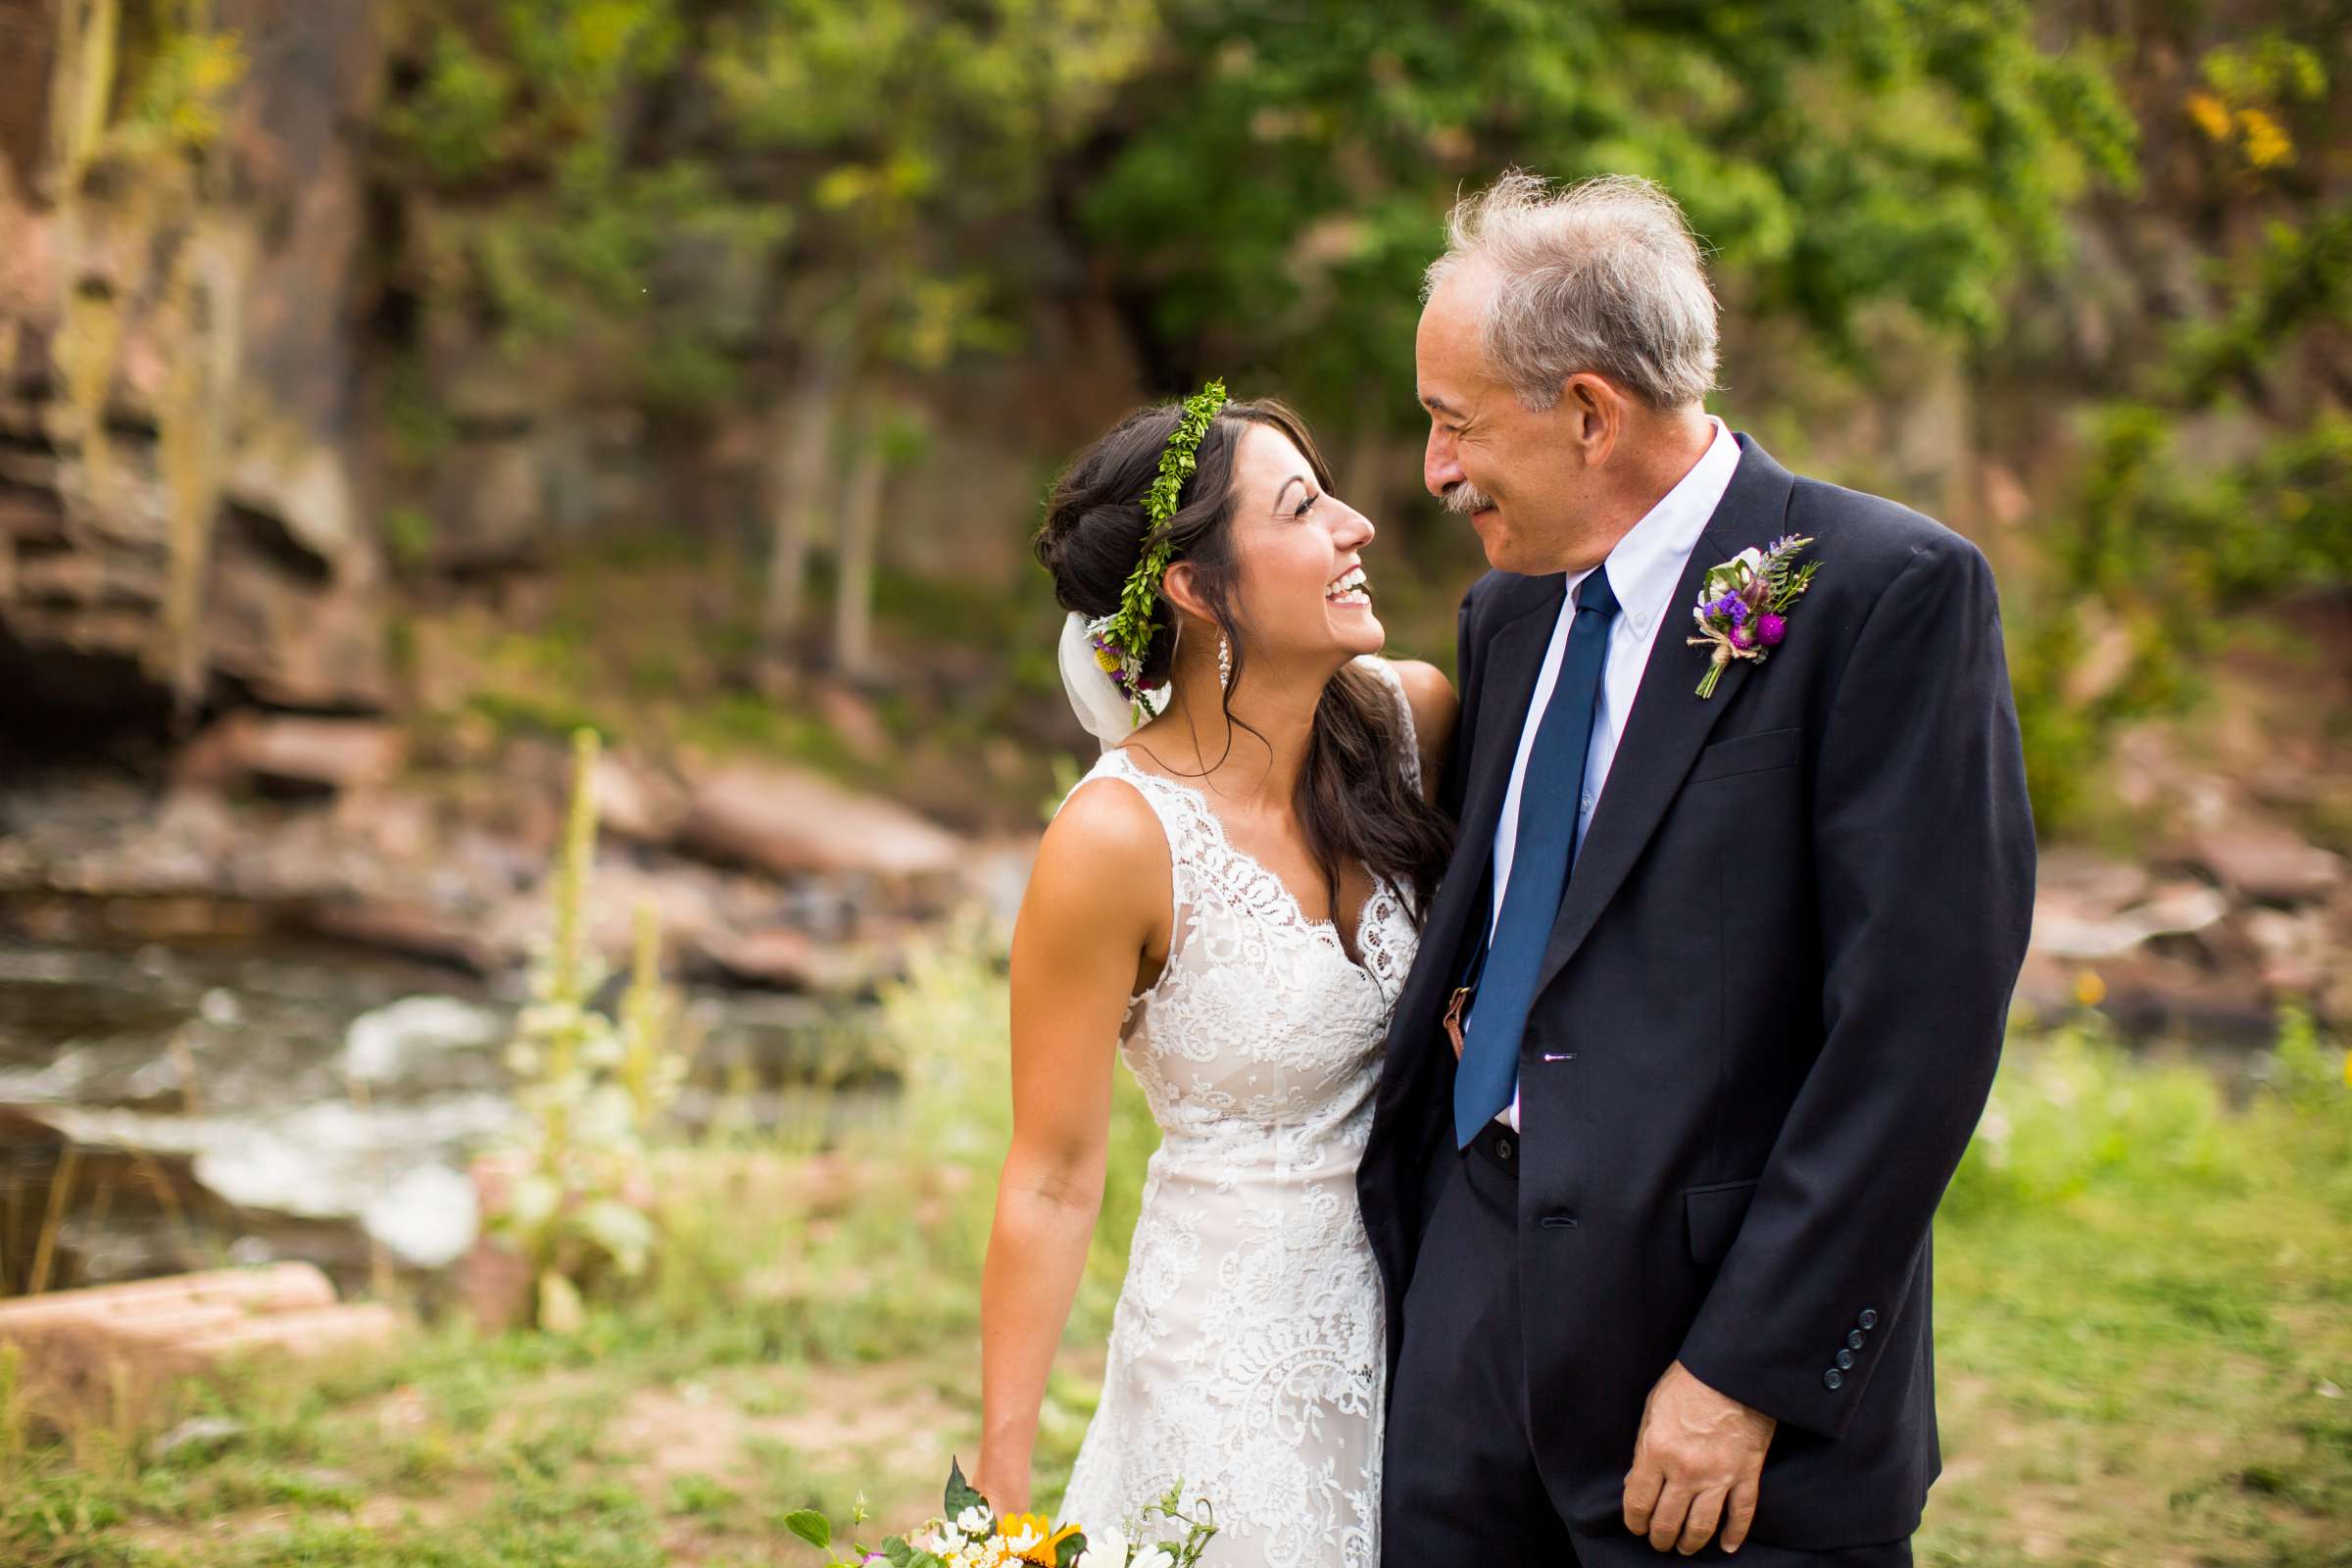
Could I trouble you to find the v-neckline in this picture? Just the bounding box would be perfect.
[1104,749,1386,980]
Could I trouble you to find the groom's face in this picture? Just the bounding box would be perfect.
[1416,265,1592,575]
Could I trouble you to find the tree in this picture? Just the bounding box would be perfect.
[1076,0,2134,448]
[1990,13,2352,829]
[709,0,1156,674]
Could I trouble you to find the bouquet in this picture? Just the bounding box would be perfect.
[787,1459,1216,1568]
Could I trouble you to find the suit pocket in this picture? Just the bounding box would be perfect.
[1687,726,1802,786]
[1684,1178,1760,1267]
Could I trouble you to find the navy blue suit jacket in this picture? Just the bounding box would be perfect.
[1356,436,2036,1547]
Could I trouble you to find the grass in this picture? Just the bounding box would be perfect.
[3,939,2346,1567]
[1920,1011,2352,1565]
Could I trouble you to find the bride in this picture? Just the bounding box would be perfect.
[973,383,1457,1567]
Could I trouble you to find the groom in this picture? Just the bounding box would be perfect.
[1358,173,2035,1565]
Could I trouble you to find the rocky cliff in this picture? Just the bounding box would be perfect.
[1,0,390,748]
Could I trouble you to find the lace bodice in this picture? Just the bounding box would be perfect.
[1055,655,1423,1568]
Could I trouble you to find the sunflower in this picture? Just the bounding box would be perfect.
[995,1511,1083,1565]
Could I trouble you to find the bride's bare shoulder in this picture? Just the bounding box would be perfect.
[1026,763,1174,924]
[1047,766,1168,852]
[1384,658,1457,719]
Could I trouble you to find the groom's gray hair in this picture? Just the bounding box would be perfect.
[1425,171,1719,412]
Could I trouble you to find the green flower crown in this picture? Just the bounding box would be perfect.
[1084,379,1229,721]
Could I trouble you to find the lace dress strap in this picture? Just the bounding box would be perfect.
[1068,750,1218,862]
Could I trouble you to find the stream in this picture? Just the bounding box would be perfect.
[0,929,891,1299]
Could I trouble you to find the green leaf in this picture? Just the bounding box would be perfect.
[879,1539,916,1568]
[1054,1530,1091,1567]
[785,1509,831,1550]
[944,1456,988,1522]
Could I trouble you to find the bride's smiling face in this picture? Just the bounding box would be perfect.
[1205,422,1384,667]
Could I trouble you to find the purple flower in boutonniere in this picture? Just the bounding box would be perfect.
[1687,534,1820,698]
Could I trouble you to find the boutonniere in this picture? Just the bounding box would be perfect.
[1687,534,1820,698]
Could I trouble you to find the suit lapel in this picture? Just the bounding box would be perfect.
[1382,580,1561,1058]
[1454,586,1563,867]
[1530,435,1797,1000]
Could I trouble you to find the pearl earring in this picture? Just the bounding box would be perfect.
[1217,634,1232,693]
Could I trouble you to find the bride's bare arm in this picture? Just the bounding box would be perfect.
[975,778,1170,1514]
[1389,659,1461,808]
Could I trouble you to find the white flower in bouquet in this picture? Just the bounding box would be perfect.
[1129,1547,1175,1568]
[1072,1524,1129,1568]
[956,1504,993,1538]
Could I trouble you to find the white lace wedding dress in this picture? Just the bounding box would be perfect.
[1054,656,1422,1568]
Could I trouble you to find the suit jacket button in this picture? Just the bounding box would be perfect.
[1858,1308,1881,1329]
[1495,1137,1514,1160]
[1836,1348,1856,1370]
[1823,1368,1844,1391]
[1846,1329,1867,1349]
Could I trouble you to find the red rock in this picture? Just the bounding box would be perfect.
[2242,906,2338,997]
[2189,827,2344,905]
[0,2,390,716]
[694,925,872,992]
[2088,953,2276,1044]
[458,1153,536,1334]
[2030,880,2228,961]
[299,897,504,973]
[179,1302,402,1359]
[2034,847,2152,913]
[679,762,963,883]
[591,752,688,844]
[0,1262,335,1330]
[177,713,407,794]
[0,1263,397,1430]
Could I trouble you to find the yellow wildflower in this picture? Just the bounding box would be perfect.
[2184,89,2231,141]
[1094,646,1122,674]
[2236,107,2292,168]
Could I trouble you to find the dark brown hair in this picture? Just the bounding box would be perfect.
[1034,397,1453,923]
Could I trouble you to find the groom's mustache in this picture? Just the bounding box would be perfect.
[1440,479,1496,515]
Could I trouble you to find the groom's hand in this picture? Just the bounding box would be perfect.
[1622,1359,1776,1554]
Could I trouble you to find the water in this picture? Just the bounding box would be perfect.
[0,933,890,1297]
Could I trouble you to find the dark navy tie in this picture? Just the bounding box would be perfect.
[1453,565,1620,1147]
